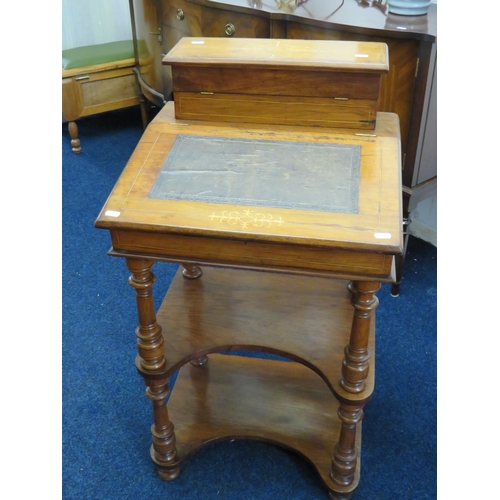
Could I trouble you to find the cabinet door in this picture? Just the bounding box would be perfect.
[286,21,418,159]
[130,0,165,105]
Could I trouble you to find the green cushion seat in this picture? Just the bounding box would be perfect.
[62,40,135,70]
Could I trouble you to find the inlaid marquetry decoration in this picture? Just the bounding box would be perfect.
[209,209,283,230]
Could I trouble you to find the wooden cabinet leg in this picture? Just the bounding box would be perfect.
[330,404,363,488]
[341,281,380,393]
[139,95,149,130]
[68,121,81,154]
[126,258,179,478]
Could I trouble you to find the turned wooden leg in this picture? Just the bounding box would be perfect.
[126,258,179,478]
[183,263,206,367]
[68,121,81,154]
[146,377,179,480]
[126,258,166,372]
[341,281,380,393]
[330,404,364,488]
[182,263,202,279]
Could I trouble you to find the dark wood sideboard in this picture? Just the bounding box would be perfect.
[128,0,437,295]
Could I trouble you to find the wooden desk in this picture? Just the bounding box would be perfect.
[95,101,402,498]
[129,0,436,295]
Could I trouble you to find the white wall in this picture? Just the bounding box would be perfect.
[62,0,132,50]
[410,195,437,246]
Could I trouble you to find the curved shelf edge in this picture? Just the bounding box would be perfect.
[151,434,360,496]
[136,265,376,404]
[136,342,374,404]
[150,354,362,496]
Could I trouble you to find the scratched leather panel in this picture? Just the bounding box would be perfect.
[149,134,360,213]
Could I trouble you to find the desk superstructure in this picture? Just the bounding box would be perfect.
[95,38,402,499]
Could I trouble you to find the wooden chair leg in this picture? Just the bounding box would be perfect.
[68,121,81,154]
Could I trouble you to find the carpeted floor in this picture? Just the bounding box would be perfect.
[62,107,437,499]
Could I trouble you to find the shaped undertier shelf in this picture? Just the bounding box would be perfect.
[136,266,375,405]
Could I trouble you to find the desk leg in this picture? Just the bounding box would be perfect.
[126,258,179,479]
[181,263,207,366]
[146,377,179,480]
[182,263,202,279]
[341,281,380,393]
[330,404,364,497]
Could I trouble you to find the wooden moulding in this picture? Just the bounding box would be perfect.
[163,37,389,129]
[135,266,376,405]
[162,353,362,497]
[111,230,395,281]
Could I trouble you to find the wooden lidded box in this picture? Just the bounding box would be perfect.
[162,37,389,130]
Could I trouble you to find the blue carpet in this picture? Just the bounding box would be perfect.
[62,107,436,499]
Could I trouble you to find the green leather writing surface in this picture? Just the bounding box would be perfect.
[149,134,361,213]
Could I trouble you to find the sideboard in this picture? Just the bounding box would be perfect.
[128,0,437,295]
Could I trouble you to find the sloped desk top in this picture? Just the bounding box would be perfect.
[95,102,402,280]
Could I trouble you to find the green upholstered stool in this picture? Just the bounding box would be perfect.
[62,40,142,154]
[62,40,136,70]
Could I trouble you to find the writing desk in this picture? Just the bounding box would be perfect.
[95,101,402,499]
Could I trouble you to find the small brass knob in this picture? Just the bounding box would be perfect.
[224,23,235,36]
[176,9,184,20]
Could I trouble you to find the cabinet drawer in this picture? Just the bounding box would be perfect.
[199,8,270,38]
[162,0,202,36]
[162,1,269,39]
[173,92,377,129]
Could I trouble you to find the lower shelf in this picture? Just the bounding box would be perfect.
[152,266,375,404]
[164,353,361,496]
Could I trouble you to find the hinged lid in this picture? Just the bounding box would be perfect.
[163,37,389,73]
